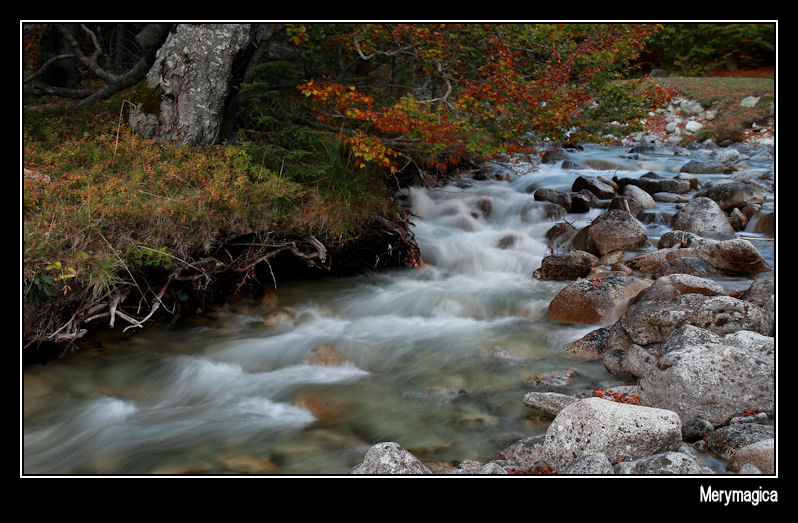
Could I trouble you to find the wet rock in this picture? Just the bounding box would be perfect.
[682,418,715,443]
[652,192,690,203]
[351,442,432,474]
[739,277,774,335]
[545,222,579,251]
[562,324,632,360]
[498,435,546,470]
[524,368,578,389]
[540,397,682,471]
[561,453,614,475]
[572,176,616,199]
[733,438,774,474]
[653,273,726,296]
[695,238,771,274]
[582,209,650,256]
[752,212,775,235]
[569,190,599,213]
[705,424,775,461]
[679,160,736,174]
[627,237,770,276]
[547,273,651,325]
[497,234,520,249]
[523,391,579,416]
[533,187,572,210]
[694,181,766,213]
[613,451,714,475]
[728,208,748,231]
[609,196,644,218]
[562,159,587,170]
[671,197,736,239]
[617,172,691,195]
[621,184,657,210]
[218,454,279,474]
[305,344,347,366]
[533,250,600,280]
[637,327,774,426]
[541,147,569,163]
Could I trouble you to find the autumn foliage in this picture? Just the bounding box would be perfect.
[292,23,669,173]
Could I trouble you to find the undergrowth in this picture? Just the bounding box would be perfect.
[22,94,396,348]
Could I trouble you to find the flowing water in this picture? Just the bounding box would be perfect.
[22,144,775,475]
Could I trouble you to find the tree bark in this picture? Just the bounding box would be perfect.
[129,23,256,146]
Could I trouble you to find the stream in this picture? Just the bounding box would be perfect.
[22,144,775,475]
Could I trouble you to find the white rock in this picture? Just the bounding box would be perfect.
[740,96,760,108]
[685,121,704,133]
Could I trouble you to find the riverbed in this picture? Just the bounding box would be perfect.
[22,143,775,475]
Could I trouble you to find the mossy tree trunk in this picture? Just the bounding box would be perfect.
[129,23,273,146]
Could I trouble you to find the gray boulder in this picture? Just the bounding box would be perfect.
[613,451,714,474]
[582,209,650,256]
[637,327,774,426]
[671,197,735,238]
[541,397,682,471]
[695,181,766,213]
[561,453,614,475]
[705,424,775,460]
[620,294,771,346]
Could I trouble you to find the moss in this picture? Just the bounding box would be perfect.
[133,79,164,114]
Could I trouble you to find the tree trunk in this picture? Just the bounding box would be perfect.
[129,23,254,146]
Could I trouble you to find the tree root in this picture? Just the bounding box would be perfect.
[23,222,410,359]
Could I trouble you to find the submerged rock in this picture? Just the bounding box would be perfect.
[533,250,599,280]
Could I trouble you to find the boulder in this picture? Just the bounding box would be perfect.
[652,273,726,296]
[572,176,616,199]
[533,187,572,211]
[694,181,766,213]
[541,397,682,471]
[617,173,691,195]
[351,442,432,474]
[627,237,770,276]
[637,327,774,426]
[671,197,735,238]
[582,209,650,256]
[679,160,735,174]
[523,391,579,416]
[560,453,614,475]
[498,435,546,470]
[547,273,651,325]
[733,438,774,474]
[705,424,775,461]
[739,277,774,335]
[533,250,599,280]
[613,451,714,474]
[619,294,772,346]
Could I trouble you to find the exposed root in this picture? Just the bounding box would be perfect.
[23,215,418,360]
